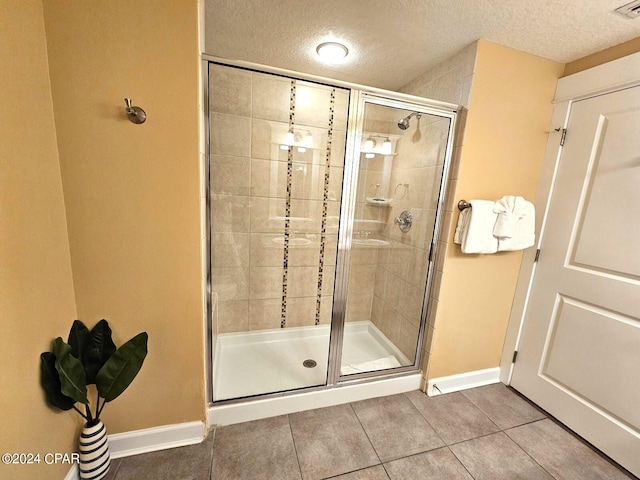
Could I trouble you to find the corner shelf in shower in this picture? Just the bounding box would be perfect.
[366,197,393,206]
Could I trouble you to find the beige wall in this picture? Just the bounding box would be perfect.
[563,36,640,76]
[41,0,205,433]
[426,40,563,379]
[0,2,79,479]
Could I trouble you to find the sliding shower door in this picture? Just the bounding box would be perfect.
[336,96,453,378]
[207,62,456,403]
[208,63,349,400]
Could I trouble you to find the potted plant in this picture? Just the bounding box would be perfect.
[40,319,148,480]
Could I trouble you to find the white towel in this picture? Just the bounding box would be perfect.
[497,205,535,251]
[493,195,533,238]
[454,200,499,254]
[341,355,401,375]
[453,208,470,245]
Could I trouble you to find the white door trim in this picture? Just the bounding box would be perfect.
[500,49,640,384]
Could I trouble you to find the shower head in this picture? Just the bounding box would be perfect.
[397,112,422,130]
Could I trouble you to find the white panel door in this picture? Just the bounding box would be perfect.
[511,85,640,476]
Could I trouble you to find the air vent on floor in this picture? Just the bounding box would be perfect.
[615,0,640,18]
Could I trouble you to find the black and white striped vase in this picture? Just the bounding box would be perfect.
[78,419,111,480]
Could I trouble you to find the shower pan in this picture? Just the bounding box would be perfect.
[205,59,457,419]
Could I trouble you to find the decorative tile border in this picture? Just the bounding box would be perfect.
[315,88,336,326]
[281,80,296,328]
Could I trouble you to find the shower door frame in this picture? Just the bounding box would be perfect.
[203,56,458,406]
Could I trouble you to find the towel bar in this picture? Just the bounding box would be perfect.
[458,199,471,211]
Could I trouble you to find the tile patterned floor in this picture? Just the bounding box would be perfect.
[103,384,636,480]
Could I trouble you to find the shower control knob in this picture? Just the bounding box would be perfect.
[394,211,413,233]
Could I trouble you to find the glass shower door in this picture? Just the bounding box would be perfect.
[338,97,453,377]
[209,63,350,400]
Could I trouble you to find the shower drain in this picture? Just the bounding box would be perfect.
[302,359,317,368]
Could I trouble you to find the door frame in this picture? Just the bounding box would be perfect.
[500,50,640,384]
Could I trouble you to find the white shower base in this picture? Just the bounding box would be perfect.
[212,321,411,402]
[209,321,421,426]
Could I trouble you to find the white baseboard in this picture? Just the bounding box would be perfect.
[426,367,501,396]
[108,421,205,458]
[64,465,78,480]
[65,421,206,479]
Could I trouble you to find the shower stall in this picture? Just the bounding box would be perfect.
[206,60,456,412]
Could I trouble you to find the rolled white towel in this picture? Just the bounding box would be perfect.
[460,200,499,254]
[493,195,532,238]
[341,355,401,375]
[453,208,470,245]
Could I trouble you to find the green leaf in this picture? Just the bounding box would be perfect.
[53,337,88,404]
[96,332,148,402]
[40,352,76,411]
[67,320,90,359]
[84,319,116,384]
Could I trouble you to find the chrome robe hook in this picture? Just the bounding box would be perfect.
[124,98,146,124]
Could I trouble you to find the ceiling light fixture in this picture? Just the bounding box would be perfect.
[316,42,349,64]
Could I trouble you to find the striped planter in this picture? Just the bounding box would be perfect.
[78,420,111,480]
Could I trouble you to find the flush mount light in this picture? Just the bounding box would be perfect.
[316,42,349,64]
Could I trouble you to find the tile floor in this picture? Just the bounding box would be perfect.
[103,383,636,480]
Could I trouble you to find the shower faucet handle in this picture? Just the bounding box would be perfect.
[394,211,413,233]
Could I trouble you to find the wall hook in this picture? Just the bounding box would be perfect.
[124,98,146,124]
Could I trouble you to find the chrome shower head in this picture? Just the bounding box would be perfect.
[397,112,421,130]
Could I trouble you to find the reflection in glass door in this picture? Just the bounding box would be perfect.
[338,98,452,377]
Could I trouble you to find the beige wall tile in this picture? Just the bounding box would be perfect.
[288,266,321,297]
[322,265,335,297]
[284,296,316,327]
[333,89,350,131]
[288,233,337,267]
[212,194,251,232]
[397,317,420,361]
[250,196,285,233]
[249,298,281,330]
[212,232,249,267]
[249,266,283,299]
[348,264,376,295]
[216,300,249,334]
[212,267,249,301]
[350,244,379,265]
[371,295,384,330]
[211,155,251,196]
[319,296,333,324]
[252,72,290,122]
[400,283,426,323]
[406,245,430,288]
[379,306,402,346]
[249,233,284,266]
[346,293,373,322]
[211,113,250,157]
[210,64,251,116]
[295,83,332,128]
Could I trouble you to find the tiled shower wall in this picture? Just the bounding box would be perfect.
[209,64,349,334]
[400,42,478,377]
[348,104,450,361]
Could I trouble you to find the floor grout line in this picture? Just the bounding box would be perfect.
[287,413,305,480]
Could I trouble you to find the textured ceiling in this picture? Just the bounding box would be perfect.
[205,0,640,90]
